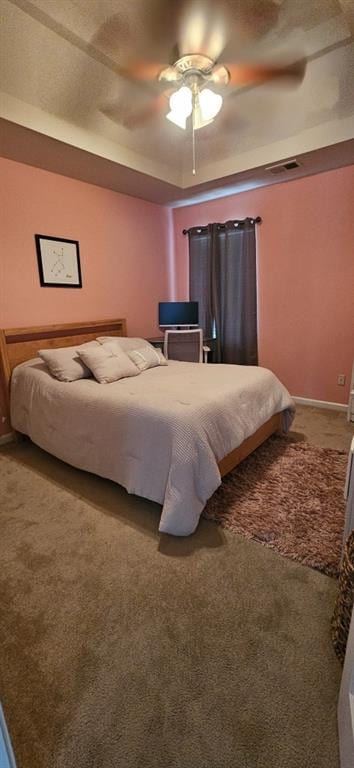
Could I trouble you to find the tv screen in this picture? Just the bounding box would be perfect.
[159,301,199,327]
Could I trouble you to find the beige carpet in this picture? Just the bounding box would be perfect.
[0,405,351,768]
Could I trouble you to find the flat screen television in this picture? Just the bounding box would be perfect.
[158,301,199,328]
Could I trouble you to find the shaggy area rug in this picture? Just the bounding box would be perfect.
[204,436,347,577]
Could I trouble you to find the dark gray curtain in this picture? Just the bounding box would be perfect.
[189,229,213,340]
[189,218,258,365]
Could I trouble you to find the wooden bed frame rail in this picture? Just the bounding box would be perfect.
[218,412,282,476]
[0,317,282,476]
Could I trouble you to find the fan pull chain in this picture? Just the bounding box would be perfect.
[192,90,196,175]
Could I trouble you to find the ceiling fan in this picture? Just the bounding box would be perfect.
[97,0,306,173]
[159,53,305,130]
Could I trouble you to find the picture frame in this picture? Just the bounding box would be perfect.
[35,234,82,288]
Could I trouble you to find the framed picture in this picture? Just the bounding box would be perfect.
[35,234,82,288]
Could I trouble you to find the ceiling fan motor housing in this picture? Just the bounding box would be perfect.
[175,54,214,75]
[159,54,230,87]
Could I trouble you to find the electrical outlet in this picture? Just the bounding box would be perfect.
[337,374,346,386]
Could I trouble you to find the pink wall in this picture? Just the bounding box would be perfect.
[1,157,353,438]
[173,166,354,405]
[0,157,171,435]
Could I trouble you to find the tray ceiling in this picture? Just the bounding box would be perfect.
[1,0,354,193]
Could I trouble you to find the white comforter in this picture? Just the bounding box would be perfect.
[11,359,295,536]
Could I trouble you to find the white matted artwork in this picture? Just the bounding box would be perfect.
[35,234,82,288]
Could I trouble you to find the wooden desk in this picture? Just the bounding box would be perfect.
[148,336,215,360]
[147,336,164,349]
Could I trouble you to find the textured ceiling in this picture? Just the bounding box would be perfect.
[1,0,354,190]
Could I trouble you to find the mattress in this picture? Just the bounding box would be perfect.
[10,358,295,536]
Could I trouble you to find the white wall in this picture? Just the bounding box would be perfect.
[338,607,354,767]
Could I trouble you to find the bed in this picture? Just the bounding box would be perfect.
[0,319,295,536]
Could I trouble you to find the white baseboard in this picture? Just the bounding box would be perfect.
[293,396,347,412]
[0,432,15,445]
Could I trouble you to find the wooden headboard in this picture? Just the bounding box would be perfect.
[0,318,127,416]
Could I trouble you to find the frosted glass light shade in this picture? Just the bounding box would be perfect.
[169,86,192,114]
[166,110,188,129]
[166,86,192,129]
[199,88,223,121]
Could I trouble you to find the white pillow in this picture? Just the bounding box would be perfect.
[78,345,140,384]
[38,341,99,382]
[97,336,154,353]
[128,346,168,372]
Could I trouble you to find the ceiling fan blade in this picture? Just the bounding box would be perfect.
[177,1,283,63]
[112,60,167,83]
[101,92,170,129]
[92,14,131,57]
[177,0,230,62]
[337,0,354,35]
[227,0,282,43]
[225,59,306,87]
[92,13,170,83]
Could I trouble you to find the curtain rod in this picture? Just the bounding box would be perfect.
[182,216,262,235]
